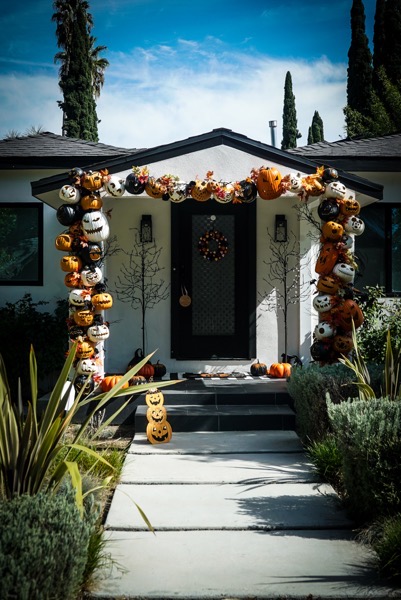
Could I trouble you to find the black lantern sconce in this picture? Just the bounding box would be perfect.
[140,214,153,243]
[274,214,287,242]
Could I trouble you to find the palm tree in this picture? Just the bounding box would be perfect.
[89,36,109,98]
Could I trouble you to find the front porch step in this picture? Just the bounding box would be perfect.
[136,404,296,432]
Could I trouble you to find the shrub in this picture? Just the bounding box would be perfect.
[287,362,382,444]
[372,514,401,581]
[0,293,68,398]
[357,285,401,364]
[0,488,93,600]
[327,398,401,522]
[307,434,343,492]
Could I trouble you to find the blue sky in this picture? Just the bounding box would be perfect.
[0,0,376,148]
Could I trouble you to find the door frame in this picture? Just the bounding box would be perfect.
[170,199,256,361]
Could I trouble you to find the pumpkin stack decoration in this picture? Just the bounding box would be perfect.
[145,388,173,444]
[312,170,365,364]
[56,167,113,392]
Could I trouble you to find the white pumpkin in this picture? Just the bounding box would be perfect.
[81,266,102,287]
[59,184,81,204]
[313,294,333,313]
[333,262,355,283]
[82,211,110,242]
[105,175,125,197]
[314,321,337,340]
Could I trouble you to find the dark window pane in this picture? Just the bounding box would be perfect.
[355,204,386,289]
[392,207,401,293]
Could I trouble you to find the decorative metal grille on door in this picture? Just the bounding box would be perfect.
[191,214,235,336]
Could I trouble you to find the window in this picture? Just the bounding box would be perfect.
[0,203,43,286]
[355,203,401,295]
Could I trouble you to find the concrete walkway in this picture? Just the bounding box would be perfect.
[91,431,401,599]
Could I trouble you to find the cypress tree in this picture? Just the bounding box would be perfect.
[382,0,401,89]
[281,71,301,150]
[307,110,324,144]
[347,0,373,117]
[53,1,102,141]
[373,0,386,78]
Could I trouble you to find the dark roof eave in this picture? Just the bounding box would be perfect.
[31,129,383,200]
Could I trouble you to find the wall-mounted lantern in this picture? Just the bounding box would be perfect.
[274,214,287,242]
[140,214,153,243]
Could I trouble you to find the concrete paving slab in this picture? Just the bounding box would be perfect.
[106,482,352,531]
[129,431,304,454]
[91,530,397,599]
[120,452,317,484]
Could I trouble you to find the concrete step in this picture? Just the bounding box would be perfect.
[135,403,296,432]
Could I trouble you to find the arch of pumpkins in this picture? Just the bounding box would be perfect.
[54,163,365,413]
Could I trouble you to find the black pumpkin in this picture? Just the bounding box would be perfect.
[153,360,167,379]
[321,167,339,183]
[317,199,340,222]
[74,374,95,398]
[250,359,268,376]
[125,173,146,195]
[310,341,332,362]
[56,203,83,226]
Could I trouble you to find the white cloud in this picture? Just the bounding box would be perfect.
[0,42,347,147]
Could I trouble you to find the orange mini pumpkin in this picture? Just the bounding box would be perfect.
[76,340,95,359]
[257,167,283,200]
[321,221,344,242]
[60,255,83,273]
[269,362,292,378]
[64,272,82,288]
[146,405,167,423]
[55,233,75,252]
[317,275,340,295]
[145,389,164,407]
[145,177,166,199]
[100,374,129,392]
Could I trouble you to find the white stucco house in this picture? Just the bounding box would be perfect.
[1,128,392,378]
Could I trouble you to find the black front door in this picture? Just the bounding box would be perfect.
[171,199,256,360]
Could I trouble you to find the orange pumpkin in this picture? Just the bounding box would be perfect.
[76,340,95,359]
[268,362,292,378]
[55,233,75,252]
[80,193,103,211]
[146,405,167,423]
[145,389,164,407]
[138,362,155,380]
[257,167,283,200]
[315,242,339,275]
[100,374,129,392]
[146,421,173,444]
[60,255,82,273]
[64,272,82,288]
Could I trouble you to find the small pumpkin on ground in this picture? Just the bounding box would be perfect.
[127,348,155,380]
[268,362,292,378]
[250,359,268,376]
[153,360,167,379]
[146,421,173,444]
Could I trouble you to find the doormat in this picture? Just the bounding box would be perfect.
[182,372,250,380]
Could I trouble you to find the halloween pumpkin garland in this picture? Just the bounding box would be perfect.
[311,171,365,365]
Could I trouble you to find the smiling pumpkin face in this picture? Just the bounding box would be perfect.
[321,221,344,242]
[315,242,339,275]
[146,421,173,444]
[146,405,167,424]
[257,167,283,200]
[145,389,164,408]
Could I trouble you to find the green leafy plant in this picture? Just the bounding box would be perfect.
[0,486,94,600]
[372,514,401,581]
[0,342,179,516]
[307,434,343,492]
[357,285,401,364]
[339,322,401,401]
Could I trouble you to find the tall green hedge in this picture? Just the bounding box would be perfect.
[0,488,93,600]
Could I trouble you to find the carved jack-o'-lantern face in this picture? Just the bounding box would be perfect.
[169,181,188,203]
[343,215,365,236]
[317,275,340,295]
[82,211,110,242]
[69,288,91,306]
[81,266,102,287]
[313,294,334,313]
[76,358,98,375]
[64,272,82,288]
[59,184,81,204]
[315,242,339,275]
[87,323,110,342]
[288,172,303,194]
[340,198,360,216]
[214,182,235,204]
[321,221,344,242]
[314,321,336,340]
[146,405,167,423]
[74,374,95,398]
[73,308,94,327]
[105,175,125,197]
[336,299,364,331]
[60,255,82,273]
[91,291,113,310]
[76,340,95,359]
[333,334,354,354]
[146,421,173,444]
[80,193,103,211]
[324,180,346,200]
[191,180,212,202]
[145,389,164,407]
[125,173,146,195]
[81,170,106,192]
[257,167,282,200]
[332,262,355,283]
[318,199,341,222]
[68,325,85,340]
[340,233,354,250]
[145,177,166,199]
